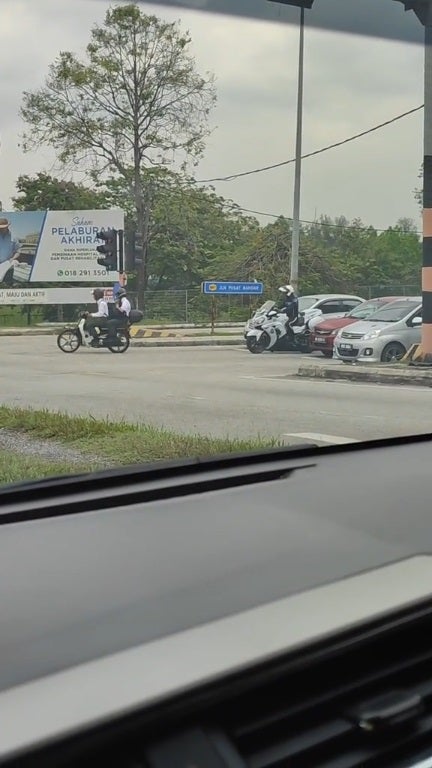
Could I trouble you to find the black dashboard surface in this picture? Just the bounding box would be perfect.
[0,438,429,694]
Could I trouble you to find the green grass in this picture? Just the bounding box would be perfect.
[0,406,281,469]
[0,451,92,485]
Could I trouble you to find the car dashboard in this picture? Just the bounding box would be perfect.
[2,436,432,767]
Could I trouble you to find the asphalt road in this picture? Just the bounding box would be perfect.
[1,337,432,443]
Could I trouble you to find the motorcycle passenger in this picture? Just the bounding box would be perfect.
[277,284,298,341]
[85,288,109,346]
[106,288,131,342]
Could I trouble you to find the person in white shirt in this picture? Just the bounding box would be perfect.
[106,288,132,343]
[85,288,109,345]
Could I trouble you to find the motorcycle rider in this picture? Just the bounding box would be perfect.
[84,288,109,346]
[277,284,299,342]
[106,288,131,342]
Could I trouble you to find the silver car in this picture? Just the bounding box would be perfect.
[244,293,364,337]
[334,297,422,363]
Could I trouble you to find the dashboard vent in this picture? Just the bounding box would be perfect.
[216,610,432,768]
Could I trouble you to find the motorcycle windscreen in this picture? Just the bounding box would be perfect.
[254,300,276,315]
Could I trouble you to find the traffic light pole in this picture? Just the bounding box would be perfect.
[118,229,124,274]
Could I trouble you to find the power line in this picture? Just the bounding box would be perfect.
[196,104,424,184]
[235,204,422,235]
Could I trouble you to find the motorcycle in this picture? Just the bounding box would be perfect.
[245,305,311,354]
[56,309,144,354]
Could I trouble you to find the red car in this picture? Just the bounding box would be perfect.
[309,296,402,357]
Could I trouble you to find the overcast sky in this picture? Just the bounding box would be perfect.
[0,0,425,231]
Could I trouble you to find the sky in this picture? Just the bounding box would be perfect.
[0,0,425,232]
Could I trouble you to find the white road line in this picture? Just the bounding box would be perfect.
[282,432,360,445]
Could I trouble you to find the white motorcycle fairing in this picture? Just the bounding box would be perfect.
[246,310,288,351]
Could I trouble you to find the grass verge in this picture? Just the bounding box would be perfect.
[0,450,92,485]
[0,405,281,471]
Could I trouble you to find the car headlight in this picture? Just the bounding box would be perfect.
[362,329,381,341]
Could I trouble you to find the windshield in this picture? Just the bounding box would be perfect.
[0,0,428,491]
[298,297,318,312]
[366,301,420,323]
[348,300,389,320]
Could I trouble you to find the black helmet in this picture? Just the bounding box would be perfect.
[92,288,104,301]
[117,288,127,299]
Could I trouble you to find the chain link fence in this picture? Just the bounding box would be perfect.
[354,284,421,300]
[0,284,424,327]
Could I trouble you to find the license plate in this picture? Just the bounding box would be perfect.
[314,337,326,344]
[340,343,353,350]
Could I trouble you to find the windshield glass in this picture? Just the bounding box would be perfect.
[0,0,427,490]
[366,301,420,323]
[298,297,318,312]
[348,300,389,319]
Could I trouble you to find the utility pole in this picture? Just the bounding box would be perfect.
[395,0,432,363]
[290,5,305,293]
[267,0,315,292]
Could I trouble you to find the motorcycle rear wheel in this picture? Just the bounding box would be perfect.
[57,329,80,353]
[246,333,270,354]
[108,331,130,353]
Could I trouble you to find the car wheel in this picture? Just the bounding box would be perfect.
[380,341,406,363]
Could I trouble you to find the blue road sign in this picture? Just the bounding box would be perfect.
[202,281,264,295]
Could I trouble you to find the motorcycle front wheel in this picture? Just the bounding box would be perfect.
[57,329,81,353]
[108,331,130,353]
[246,333,270,354]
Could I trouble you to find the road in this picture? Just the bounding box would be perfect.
[1,337,432,443]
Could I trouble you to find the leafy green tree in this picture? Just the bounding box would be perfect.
[20,4,216,306]
[13,172,107,211]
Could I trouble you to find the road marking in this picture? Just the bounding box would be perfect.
[282,432,360,445]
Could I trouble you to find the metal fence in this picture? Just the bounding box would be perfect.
[0,284,423,327]
[355,284,421,300]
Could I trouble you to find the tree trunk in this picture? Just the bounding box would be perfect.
[134,168,154,312]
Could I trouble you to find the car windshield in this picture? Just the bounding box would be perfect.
[366,301,420,323]
[298,297,318,312]
[348,300,388,319]
[0,0,428,491]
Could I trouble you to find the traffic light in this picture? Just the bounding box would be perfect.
[125,229,144,270]
[96,228,118,271]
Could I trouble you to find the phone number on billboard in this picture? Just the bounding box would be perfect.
[57,269,108,277]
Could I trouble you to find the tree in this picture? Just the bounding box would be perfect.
[13,172,108,211]
[96,168,257,288]
[20,4,216,307]
[228,214,421,297]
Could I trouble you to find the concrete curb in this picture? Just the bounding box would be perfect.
[130,329,179,339]
[0,328,60,337]
[296,363,432,388]
[131,338,244,348]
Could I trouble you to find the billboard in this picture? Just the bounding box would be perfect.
[0,287,116,305]
[0,210,124,286]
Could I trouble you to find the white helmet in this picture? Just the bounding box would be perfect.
[278,284,294,296]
